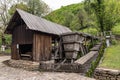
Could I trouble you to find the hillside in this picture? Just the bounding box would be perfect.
[45,3,83,23]
[45,3,88,30]
[45,2,120,35]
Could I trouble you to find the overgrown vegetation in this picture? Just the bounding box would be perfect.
[86,41,106,77]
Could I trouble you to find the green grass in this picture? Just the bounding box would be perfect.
[0,48,11,54]
[99,41,120,70]
[4,48,11,54]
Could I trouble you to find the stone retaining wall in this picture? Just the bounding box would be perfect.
[94,68,120,80]
[115,35,120,40]
[40,63,82,73]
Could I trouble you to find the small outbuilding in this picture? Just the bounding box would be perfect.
[5,9,71,62]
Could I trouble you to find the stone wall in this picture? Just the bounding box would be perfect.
[94,68,120,80]
[115,35,120,40]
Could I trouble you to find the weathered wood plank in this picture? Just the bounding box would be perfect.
[33,33,52,61]
[12,25,33,44]
[11,44,20,60]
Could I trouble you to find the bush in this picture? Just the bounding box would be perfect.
[79,27,98,35]
[111,39,117,45]
[4,34,12,45]
[112,24,120,35]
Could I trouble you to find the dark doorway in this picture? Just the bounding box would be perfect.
[19,44,33,60]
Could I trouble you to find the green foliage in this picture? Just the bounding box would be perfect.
[8,2,28,15]
[45,1,97,31]
[112,24,120,35]
[111,39,117,45]
[4,34,12,45]
[85,0,120,32]
[46,3,82,21]
[27,0,50,16]
[70,8,92,30]
[8,0,50,16]
[63,11,74,28]
[81,23,120,36]
[0,34,11,45]
[45,3,91,30]
[79,27,98,35]
[103,0,120,31]
[46,0,120,32]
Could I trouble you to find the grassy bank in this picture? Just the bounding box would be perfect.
[99,41,120,70]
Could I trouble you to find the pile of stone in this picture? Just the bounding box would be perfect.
[6,59,39,71]
[94,68,120,80]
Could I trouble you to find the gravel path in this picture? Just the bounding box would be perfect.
[0,56,95,80]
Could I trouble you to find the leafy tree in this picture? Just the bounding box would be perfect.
[8,2,28,15]
[103,0,120,31]
[70,8,95,30]
[26,0,50,16]
[0,0,12,45]
[0,0,28,45]
[89,0,105,32]
[0,0,10,29]
[63,11,74,28]
[70,9,87,30]
[84,0,120,32]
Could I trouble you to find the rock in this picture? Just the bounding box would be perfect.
[94,68,120,80]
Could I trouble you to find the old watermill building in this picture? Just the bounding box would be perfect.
[5,9,71,62]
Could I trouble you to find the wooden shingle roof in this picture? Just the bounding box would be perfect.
[5,9,71,35]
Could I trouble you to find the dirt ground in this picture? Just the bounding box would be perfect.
[0,55,95,80]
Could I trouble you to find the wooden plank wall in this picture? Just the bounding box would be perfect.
[11,25,33,59]
[12,25,33,44]
[33,33,52,61]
